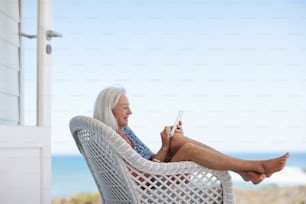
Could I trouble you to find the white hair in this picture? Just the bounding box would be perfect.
[93,86,126,131]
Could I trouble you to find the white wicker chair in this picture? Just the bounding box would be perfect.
[69,116,235,204]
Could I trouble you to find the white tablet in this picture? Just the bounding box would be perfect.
[170,111,184,136]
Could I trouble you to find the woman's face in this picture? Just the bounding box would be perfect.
[113,95,132,129]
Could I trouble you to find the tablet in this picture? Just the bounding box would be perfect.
[170,111,184,136]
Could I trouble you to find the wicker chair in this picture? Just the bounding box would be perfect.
[69,116,235,204]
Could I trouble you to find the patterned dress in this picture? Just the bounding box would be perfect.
[123,126,153,160]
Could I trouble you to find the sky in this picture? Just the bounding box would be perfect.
[24,0,306,154]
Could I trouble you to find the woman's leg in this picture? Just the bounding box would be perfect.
[168,135,289,183]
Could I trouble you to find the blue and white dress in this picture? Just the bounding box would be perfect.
[123,126,153,160]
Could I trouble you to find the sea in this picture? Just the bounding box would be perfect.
[52,151,306,199]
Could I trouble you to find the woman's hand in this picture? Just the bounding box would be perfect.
[160,126,171,149]
[154,121,184,162]
[173,120,184,136]
[160,121,184,147]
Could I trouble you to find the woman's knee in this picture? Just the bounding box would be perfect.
[171,143,196,161]
[170,135,189,150]
[180,143,196,154]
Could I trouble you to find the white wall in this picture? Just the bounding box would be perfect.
[0,126,51,204]
[0,0,21,125]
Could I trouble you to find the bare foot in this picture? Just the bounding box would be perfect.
[261,152,290,177]
[239,171,266,185]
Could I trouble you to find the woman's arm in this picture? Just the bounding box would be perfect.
[152,145,169,162]
[151,126,171,162]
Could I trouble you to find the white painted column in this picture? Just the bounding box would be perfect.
[37,0,52,127]
[36,0,52,203]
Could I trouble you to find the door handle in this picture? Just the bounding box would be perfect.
[19,32,37,39]
[46,30,63,40]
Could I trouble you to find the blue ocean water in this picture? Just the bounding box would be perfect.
[52,151,306,198]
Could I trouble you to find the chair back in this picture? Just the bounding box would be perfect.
[70,115,137,203]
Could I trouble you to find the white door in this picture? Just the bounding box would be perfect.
[0,0,59,203]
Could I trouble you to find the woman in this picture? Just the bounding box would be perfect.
[93,86,289,185]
